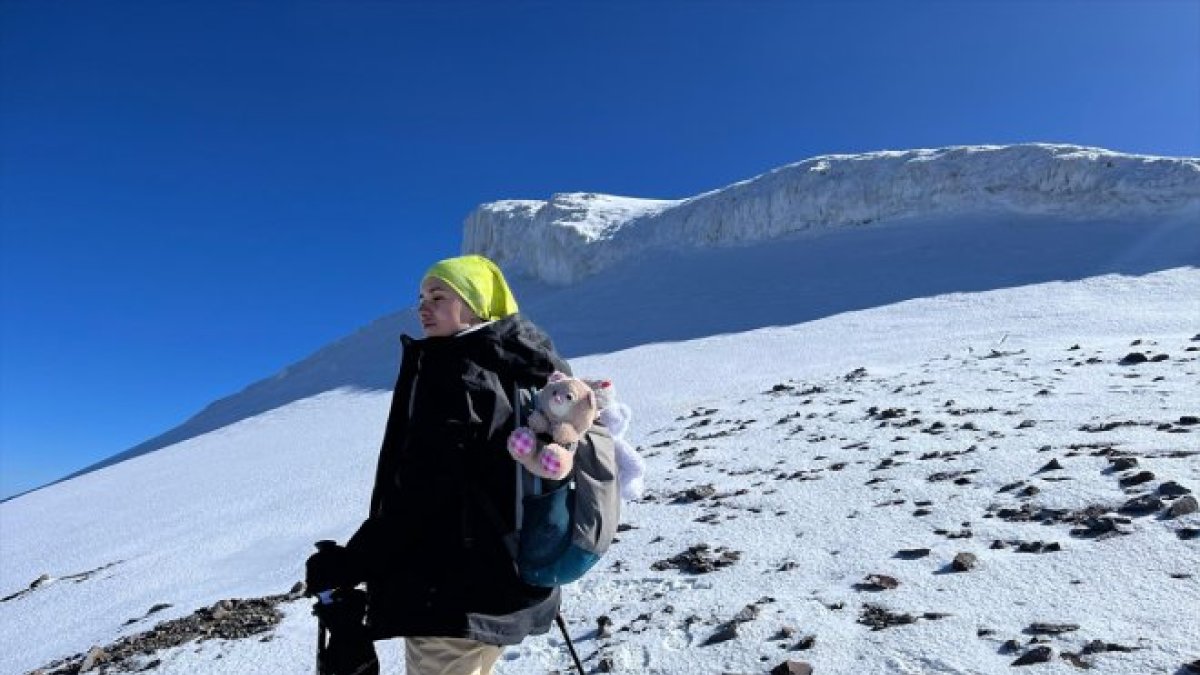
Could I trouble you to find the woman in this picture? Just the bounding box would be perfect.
[310,254,570,675]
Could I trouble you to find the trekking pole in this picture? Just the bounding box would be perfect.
[555,613,586,675]
[315,614,328,675]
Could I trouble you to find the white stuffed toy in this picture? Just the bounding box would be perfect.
[583,378,645,500]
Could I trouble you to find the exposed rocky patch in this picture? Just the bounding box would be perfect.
[650,544,741,574]
[31,587,302,674]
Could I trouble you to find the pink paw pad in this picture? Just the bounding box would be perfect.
[508,428,535,457]
[540,453,561,474]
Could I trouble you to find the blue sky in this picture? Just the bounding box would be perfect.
[1,0,1197,499]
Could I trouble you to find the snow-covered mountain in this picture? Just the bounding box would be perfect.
[2,144,1198,674]
[53,144,1200,490]
[465,144,1200,284]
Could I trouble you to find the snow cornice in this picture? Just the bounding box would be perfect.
[464,143,1200,284]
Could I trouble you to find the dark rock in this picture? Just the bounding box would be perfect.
[1019,485,1041,498]
[1026,622,1080,635]
[1060,652,1090,669]
[671,484,716,504]
[770,661,814,675]
[912,508,932,517]
[651,544,741,574]
[1178,528,1200,540]
[1118,494,1163,516]
[1001,639,1023,654]
[1150,354,1169,362]
[1012,645,1054,665]
[1108,456,1138,472]
[1182,659,1200,674]
[1159,481,1192,497]
[951,552,978,572]
[1017,541,1044,553]
[702,621,740,646]
[991,540,1007,550]
[895,548,931,560]
[858,604,916,630]
[1069,515,1131,539]
[1167,495,1198,518]
[856,574,900,591]
[1119,352,1148,365]
[1080,640,1106,654]
[792,634,816,650]
[597,615,614,639]
[1037,459,1063,473]
[1118,471,1155,488]
[1018,420,1037,429]
[33,591,291,675]
[1180,415,1199,426]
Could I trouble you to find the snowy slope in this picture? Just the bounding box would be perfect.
[2,268,1198,674]
[3,142,1198,674]
[50,145,1200,488]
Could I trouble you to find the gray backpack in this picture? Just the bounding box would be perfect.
[508,387,621,587]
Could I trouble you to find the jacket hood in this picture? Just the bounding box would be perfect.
[403,314,569,386]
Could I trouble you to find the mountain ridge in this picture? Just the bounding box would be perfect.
[17,143,1199,501]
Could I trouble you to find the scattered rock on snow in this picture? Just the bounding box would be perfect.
[792,634,817,651]
[1118,494,1163,516]
[770,660,814,675]
[1060,652,1090,669]
[855,574,900,591]
[858,604,916,631]
[1012,645,1054,666]
[1108,456,1138,472]
[951,552,979,572]
[671,484,716,503]
[1081,639,1135,654]
[651,543,740,574]
[34,592,290,675]
[1158,481,1191,497]
[1026,622,1080,635]
[1167,495,1198,518]
[1118,471,1156,488]
[1036,458,1064,473]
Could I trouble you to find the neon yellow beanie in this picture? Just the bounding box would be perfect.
[424,254,519,321]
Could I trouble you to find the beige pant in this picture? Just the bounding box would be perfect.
[404,637,504,675]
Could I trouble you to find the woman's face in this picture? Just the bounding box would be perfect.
[418,277,480,337]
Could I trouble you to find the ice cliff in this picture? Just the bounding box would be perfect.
[464,144,1200,284]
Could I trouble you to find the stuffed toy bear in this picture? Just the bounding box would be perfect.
[583,378,645,500]
[507,372,597,480]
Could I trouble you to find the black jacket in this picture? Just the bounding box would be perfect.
[347,314,569,644]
